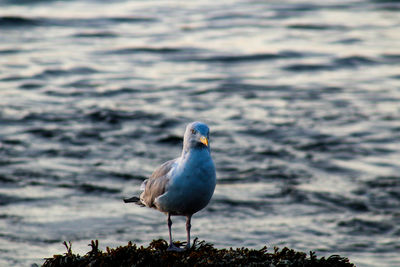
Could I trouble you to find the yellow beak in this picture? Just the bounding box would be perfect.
[199,136,209,147]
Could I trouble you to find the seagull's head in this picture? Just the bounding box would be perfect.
[183,121,210,151]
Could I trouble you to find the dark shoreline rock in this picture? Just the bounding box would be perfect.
[42,239,355,267]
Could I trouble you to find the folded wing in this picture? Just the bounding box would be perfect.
[140,159,177,208]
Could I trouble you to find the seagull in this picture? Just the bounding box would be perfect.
[124,121,216,251]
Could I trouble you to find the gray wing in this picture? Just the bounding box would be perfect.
[140,159,177,208]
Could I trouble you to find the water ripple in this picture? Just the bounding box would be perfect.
[1,1,399,266]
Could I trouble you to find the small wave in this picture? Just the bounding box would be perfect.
[195,53,290,62]
[187,51,304,63]
[156,135,182,145]
[371,0,400,11]
[107,16,157,23]
[0,159,27,166]
[154,118,182,129]
[273,3,325,13]
[270,4,327,20]
[333,56,376,67]
[280,186,311,203]
[0,15,156,29]
[108,46,184,55]
[207,13,257,21]
[255,148,295,160]
[0,231,60,244]
[63,148,92,159]
[284,56,377,72]
[26,128,63,139]
[94,87,141,97]
[76,130,102,140]
[34,67,98,79]
[237,126,289,140]
[338,218,393,235]
[0,174,16,183]
[271,3,351,20]
[63,79,101,89]
[284,63,333,72]
[311,191,369,212]
[213,198,270,210]
[0,194,36,206]
[333,38,362,44]
[73,16,156,27]
[0,214,21,222]
[355,176,400,216]
[381,53,400,64]
[296,136,348,152]
[19,82,44,90]
[59,183,120,194]
[0,75,28,82]
[2,67,99,83]
[0,16,42,27]
[79,183,120,194]
[73,31,118,38]
[64,16,156,27]
[105,171,146,181]
[0,48,21,54]
[0,0,52,4]
[188,77,224,83]
[310,158,357,174]
[205,82,290,94]
[12,168,59,181]
[220,164,308,184]
[288,23,347,31]
[1,138,25,145]
[22,112,74,123]
[365,176,400,189]
[39,148,89,160]
[87,109,160,124]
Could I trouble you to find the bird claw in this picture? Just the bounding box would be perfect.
[167,244,185,252]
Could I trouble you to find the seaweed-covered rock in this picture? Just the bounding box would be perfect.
[42,239,355,267]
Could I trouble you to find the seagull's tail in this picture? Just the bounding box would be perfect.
[123,196,145,207]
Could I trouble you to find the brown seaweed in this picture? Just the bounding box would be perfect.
[42,239,355,267]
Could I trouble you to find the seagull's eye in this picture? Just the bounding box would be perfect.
[191,129,196,135]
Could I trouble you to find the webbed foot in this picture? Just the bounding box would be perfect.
[167,244,184,252]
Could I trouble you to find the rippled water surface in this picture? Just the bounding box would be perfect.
[1,0,400,266]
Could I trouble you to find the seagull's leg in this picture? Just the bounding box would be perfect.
[166,213,183,252]
[186,215,192,249]
[167,213,173,246]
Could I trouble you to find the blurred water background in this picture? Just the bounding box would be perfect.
[1,0,400,266]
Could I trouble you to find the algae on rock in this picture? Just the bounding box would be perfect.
[43,239,355,267]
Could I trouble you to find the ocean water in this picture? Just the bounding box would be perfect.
[1,0,400,266]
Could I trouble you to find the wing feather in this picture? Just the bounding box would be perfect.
[140,159,177,208]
